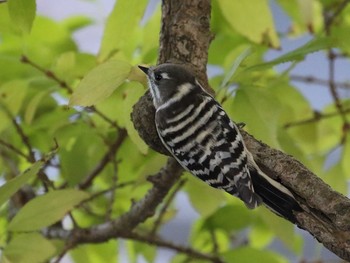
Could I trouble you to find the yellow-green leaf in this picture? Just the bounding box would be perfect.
[203,204,253,231]
[24,88,54,124]
[222,247,288,263]
[8,189,89,231]
[7,0,36,34]
[122,82,148,154]
[61,15,93,32]
[185,174,226,216]
[245,37,333,72]
[3,233,56,263]
[218,0,280,48]
[0,80,28,116]
[70,241,118,263]
[98,0,148,60]
[249,220,274,249]
[230,87,282,148]
[0,161,42,207]
[259,207,303,254]
[69,60,131,106]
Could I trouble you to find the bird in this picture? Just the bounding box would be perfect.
[138,63,302,223]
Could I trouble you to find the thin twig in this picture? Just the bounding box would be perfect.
[90,106,119,129]
[328,49,349,142]
[20,55,119,128]
[209,229,219,256]
[324,0,350,31]
[323,0,350,142]
[0,106,55,190]
[105,158,119,221]
[79,180,136,205]
[289,75,350,90]
[328,51,346,118]
[124,232,224,263]
[78,128,127,189]
[284,108,350,128]
[0,139,30,161]
[150,178,187,235]
[10,118,35,163]
[21,55,73,94]
[52,241,76,263]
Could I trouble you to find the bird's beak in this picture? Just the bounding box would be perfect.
[138,65,149,75]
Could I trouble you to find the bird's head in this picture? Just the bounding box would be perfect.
[138,63,199,109]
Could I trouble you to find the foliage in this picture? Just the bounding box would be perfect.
[0,0,349,262]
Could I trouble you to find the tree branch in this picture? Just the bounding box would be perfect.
[289,74,350,90]
[123,232,224,263]
[21,55,73,94]
[45,158,183,241]
[241,130,350,261]
[10,116,35,163]
[78,128,127,189]
[284,107,350,128]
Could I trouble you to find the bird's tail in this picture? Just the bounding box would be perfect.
[248,165,302,224]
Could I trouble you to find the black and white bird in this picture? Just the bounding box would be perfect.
[138,63,301,223]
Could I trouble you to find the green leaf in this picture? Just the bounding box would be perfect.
[277,0,323,34]
[70,241,118,263]
[24,88,55,124]
[69,60,131,106]
[230,87,282,148]
[140,6,161,61]
[61,16,93,32]
[53,52,96,81]
[259,207,303,254]
[121,82,148,154]
[249,219,274,249]
[134,241,157,263]
[3,233,56,263]
[0,161,42,207]
[7,0,36,34]
[99,0,148,60]
[217,0,280,48]
[245,37,333,72]
[58,124,106,186]
[222,247,288,263]
[190,223,230,256]
[8,189,89,231]
[323,162,348,194]
[185,175,226,216]
[0,80,28,116]
[203,204,253,231]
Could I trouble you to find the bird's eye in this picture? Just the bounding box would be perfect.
[155,73,163,81]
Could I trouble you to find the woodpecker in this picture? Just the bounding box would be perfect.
[138,63,301,223]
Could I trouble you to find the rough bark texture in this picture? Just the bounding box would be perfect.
[130,0,350,261]
[242,130,350,260]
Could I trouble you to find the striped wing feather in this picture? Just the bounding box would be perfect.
[155,93,262,208]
